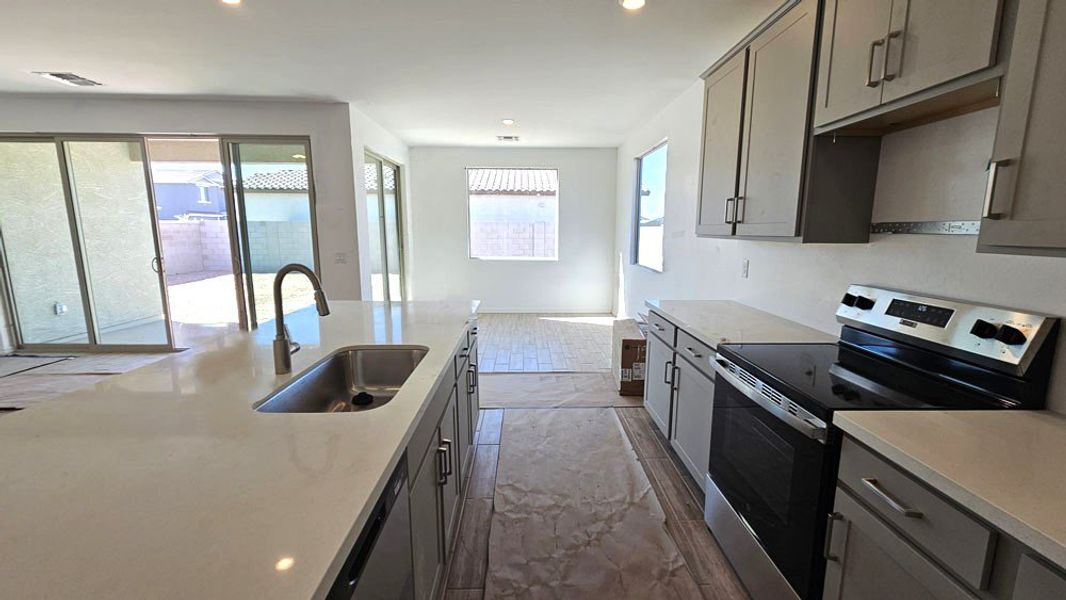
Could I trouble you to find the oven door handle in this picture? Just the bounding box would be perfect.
[713,358,828,443]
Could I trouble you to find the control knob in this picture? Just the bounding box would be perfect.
[969,319,998,339]
[841,293,857,307]
[994,325,1027,346]
[854,296,876,311]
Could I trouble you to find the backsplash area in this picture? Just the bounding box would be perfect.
[614,82,1066,414]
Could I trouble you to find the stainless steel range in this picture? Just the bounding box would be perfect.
[703,285,1060,600]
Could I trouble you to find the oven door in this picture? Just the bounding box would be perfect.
[709,357,833,599]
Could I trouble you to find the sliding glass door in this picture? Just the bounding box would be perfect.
[364,153,405,301]
[0,137,173,349]
[225,140,319,328]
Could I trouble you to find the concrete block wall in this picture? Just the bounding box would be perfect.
[471,221,556,258]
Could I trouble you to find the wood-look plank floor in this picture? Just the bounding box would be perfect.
[440,375,748,600]
[476,314,614,373]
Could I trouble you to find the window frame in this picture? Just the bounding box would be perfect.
[632,140,668,273]
[465,167,560,262]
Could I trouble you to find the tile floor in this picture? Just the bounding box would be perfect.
[441,376,748,600]
[476,313,615,373]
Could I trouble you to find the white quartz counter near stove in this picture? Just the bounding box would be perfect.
[0,301,477,600]
[835,410,1066,570]
[645,299,835,349]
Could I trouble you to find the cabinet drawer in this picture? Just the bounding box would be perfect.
[408,367,457,480]
[838,437,996,589]
[646,311,677,345]
[675,329,715,378]
[454,330,472,379]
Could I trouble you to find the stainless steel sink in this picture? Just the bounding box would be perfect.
[255,346,429,413]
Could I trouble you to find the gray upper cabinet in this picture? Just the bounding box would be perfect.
[735,0,819,237]
[815,0,1002,128]
[979,0,1066,255]
[696,50,747,237]
[814,0,892,127]
[880,0,1003,103]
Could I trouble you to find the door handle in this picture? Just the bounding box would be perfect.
[861,478,923,518]
[441,439,454,477]
[881,30,903,81]
[436,446,448,485]
[824,512,844,561]
[734,196,745,224]
[663,360,674,385]
[724,197,736,224]
[865,38,886,87]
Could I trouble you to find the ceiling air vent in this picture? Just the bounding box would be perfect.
[32,72,103,87]
[497,135,520,142]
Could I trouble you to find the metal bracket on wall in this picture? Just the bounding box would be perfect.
[870,220,981,235]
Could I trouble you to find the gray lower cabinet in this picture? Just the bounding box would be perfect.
[670,355,715,483]
[410,435,445,600]
[1013,555,1066,600]
[979,0,1066,255]
[439,388,461,553]
[644,331,675,438]
[823,488,979,600]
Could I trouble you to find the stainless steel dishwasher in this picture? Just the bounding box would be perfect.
[328,456,414,600]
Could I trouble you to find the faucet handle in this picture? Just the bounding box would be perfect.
[283,325,301,354]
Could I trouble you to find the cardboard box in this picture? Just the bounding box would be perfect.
[612,318,647,397]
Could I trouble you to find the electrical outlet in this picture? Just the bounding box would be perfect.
[53,302,68,316]
[334,252,348,265]
[741,259,750,279]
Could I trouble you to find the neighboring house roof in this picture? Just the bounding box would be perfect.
[363,163,397,193]
[152,168,224,187]
[242,169,309,192]
[468,168,558,195]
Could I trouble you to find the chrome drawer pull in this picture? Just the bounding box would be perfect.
[862,478,923,518]
[824,512,844,561]
[684,346,703,358]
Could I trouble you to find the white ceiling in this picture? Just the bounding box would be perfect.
[0,0,782,147]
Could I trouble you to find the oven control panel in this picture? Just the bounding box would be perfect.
[835,285,1058,373]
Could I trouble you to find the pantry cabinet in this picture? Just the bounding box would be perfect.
[978,0,1066,255]
[815,0,1003,128]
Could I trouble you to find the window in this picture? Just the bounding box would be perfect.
[634,143,668,271]
[467,168,558,260]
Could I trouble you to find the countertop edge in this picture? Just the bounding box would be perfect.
[643,298,834,350]
[834,412,1066,571]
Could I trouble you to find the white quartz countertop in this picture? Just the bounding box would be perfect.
[835,410,1066,570]
[0,301,477,600]
[645,299,834,349]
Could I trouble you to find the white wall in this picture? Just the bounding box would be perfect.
[0,95,363,303]
[409,147,617,312]
[613,81,1066,414]
[349,106,411,300]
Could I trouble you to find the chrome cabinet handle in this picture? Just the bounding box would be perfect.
[866,38,886,87]
[861,478,923,518]
[684,346,703,359]
[441,439,454,477]
[467,365,477,394]
[881,30,903,81]
[436,446,448,485]
[724,197,736,224]
[983,159,1012,219]
[652,323,665,332]
[824,512,844,561]
[664,360,674,385]
[734,196,745,223]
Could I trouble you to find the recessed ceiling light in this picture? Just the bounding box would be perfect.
[275,557,294,571]
[501,118,516,126]
[292,154,305,159]
[221,0,241,5]
[619,0,645,10]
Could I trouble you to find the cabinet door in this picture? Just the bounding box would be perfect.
[1013,554,1066,600]
[469,337,481,437]
[670,357,715,483]
[735,0,819,237]
[696,50,746,237]
[978,0,1066,252]
[823,489,978,600]
[410,443,444,600]
[644,333,675,438]
[880,0,1002,103]
[439,390,462,553]
[814,0,892,127]
[455,376,472,484]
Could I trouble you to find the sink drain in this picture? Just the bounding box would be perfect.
[352,392,374,406]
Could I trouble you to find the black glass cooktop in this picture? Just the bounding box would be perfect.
[716,339,1020,422]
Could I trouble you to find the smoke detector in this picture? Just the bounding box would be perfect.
[32,72,103,87]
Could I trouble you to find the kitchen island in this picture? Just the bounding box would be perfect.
[0,301,477,600]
